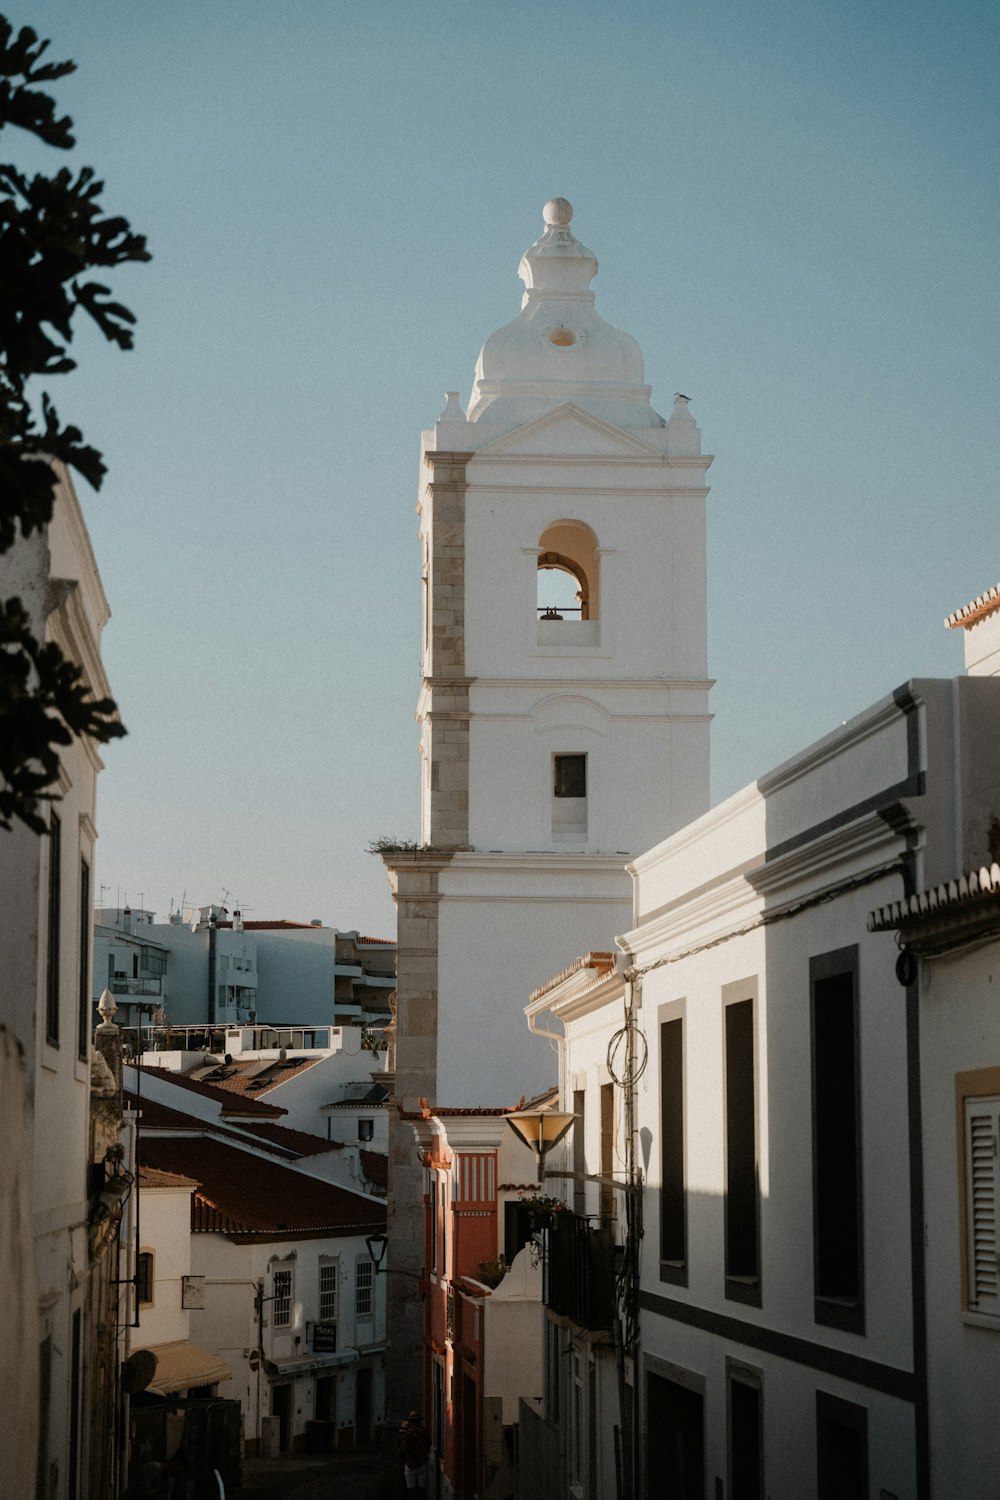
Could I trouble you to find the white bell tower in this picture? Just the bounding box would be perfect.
[387,199,713,1109]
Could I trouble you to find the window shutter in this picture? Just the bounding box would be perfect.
[965,1097,1000,1316]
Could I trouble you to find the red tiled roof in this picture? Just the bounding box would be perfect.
[183,1056,322,1099]
[141,1066,286,1117]
[139,1164,199,1190]
[127,1093,338,1163]
[139,1135,386,1239]
[529,951,617,1004]
[945,582,1000,630]
[360,1149,388,1188]
[240,1121,343,1156]
[356,936,395,945]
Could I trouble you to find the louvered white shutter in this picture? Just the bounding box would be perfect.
[965,1096,1000,1317]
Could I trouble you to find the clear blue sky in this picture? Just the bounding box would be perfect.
[22,0,1000,931]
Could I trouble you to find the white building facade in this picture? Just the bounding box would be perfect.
[528,673,1000,1499]
[0,464,125,1500]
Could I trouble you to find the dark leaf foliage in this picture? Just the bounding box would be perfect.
[1,17,149,831]
[0,595,125,833]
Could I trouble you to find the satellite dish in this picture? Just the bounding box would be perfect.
[121,1347,157,1394]
[278,1047,287,1062]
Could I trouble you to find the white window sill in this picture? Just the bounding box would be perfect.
[962,1310,1000,1331]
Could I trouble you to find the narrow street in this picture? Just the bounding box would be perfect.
[234,1440,402,1500]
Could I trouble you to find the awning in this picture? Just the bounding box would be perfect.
[144,1340,232,1396]
[264,1348,359,1378]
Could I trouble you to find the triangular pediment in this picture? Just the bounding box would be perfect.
[474,404,661,459]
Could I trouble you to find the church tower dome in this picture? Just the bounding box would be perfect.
[467,199,659,435]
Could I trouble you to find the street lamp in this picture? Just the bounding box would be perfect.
[505,1110,577,1183]
[366,1232,389,1271]
[365,1233,424,1282]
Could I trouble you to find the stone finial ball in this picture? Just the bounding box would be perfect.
[543,198,573,227]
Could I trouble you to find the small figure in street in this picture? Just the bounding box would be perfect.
[398,1410,431,1493]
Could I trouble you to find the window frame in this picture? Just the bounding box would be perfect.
[810,946,865,1334]
[46,811,62,1046]
[78,857,91,1060]
[658,1001,687,1285]
[553,753,587,799]
[319,1258,338,1324]
[272,1266,293,1329]
[723,978,761,1306]
[726,1358,764,1500]
[356,1258,374,1318]
[815,1389,868,1500]
[956,1068,1000,1325]
[136,1250,154,1307]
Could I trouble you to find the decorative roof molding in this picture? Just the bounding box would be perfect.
[945,583,1000,631]
[868,862,1000,949]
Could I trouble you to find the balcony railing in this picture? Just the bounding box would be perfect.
[109,978,164,996]
[543,1211,616,1333]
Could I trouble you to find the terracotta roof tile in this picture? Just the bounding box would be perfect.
[185,1056,321,1098]
[126,1092,338,1162]
[239,1121,343,1156]
[140,1066,286,1117]
[528,951,617,1004]
[140,1135,386,1240]
[139,1164,200,1190]
[945,583,1000,630]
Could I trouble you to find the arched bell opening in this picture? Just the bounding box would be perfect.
[535,521,600,628]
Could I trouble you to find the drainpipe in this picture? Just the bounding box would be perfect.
[614,940,642,1500]
[525,1005,567,1102]
[208,911,218,1025]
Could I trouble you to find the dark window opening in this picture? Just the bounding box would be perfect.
[358,1117,374,1141]
[646,1373,704,1500]
[600,1082,615,1222]
[78,860,91,1061]
[725,999,759,1299]
[729,1376,762,1500]
[137,1251,154,1306]
[554,754,586,799]
[816,1392,868,1500]
[572,1088,586,1214]
[660,1017,686,1278]
[46,814,61,1045]
[811,950,864,1332]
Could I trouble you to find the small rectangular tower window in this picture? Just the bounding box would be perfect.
[552,754,587,843]
[554,754,586,798]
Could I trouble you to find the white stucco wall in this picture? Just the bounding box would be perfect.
[133,1184,194,1350]
[435,855,632,1104]
[0,465,116,1499]
[191,1232,386,1447]
[482,1248,544,1424]
[919,942,1000,1499]
[535,672,1000,1499]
